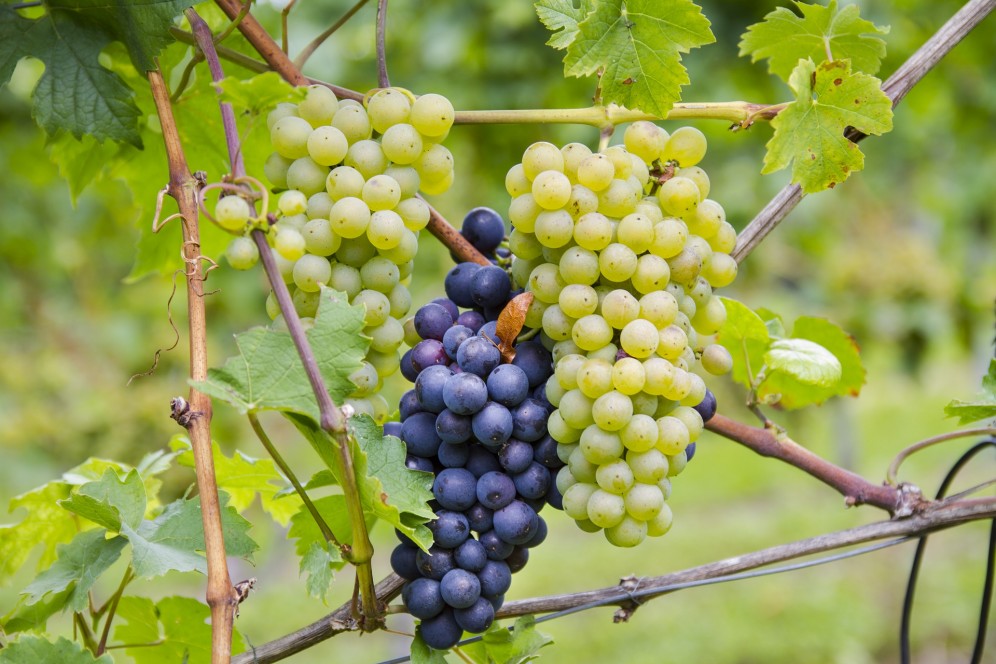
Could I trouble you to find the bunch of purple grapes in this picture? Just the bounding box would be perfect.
[385,209,564,649]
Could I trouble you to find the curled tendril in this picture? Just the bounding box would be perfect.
[197,175,270,234]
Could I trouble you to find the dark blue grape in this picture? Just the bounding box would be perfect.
[428,511,471,548]
[405,455,434,473]
[401,412,442,457]
[493,500,539,545]
[444,263,482,308]
[685,442,696,461]
[435,409,472,445]
[522,496,545,514]
[465,503,494,533]
[531,435,563,469]
[391,544,420,580]
[414,303,454,341]
[522,516,548,549]
[400,348,419,382]
[414,364,453,413]
[693,388,717,422]
[479,529,513,560]
[461,207,505,254]
[433,468,478,511]
[511,342,553,388]
[477,559,512,597]
[476,471,516,510]
[477,320,499,341]
[498,439,534,474]
[487,594,505,612]
[443,372,489,415]
[416,545,456,581]
[440,568,481,609]
[399,389,422,421]
[511,398,548,442]
[437,442,471,468]
[471,266,511,310]
[383,421,402,438]
[456,310,485,332]
[419,608,463,650]
[531,384,552,411]
[442,325,474,360]
[512,462,551,500]
[454,538,488,572]
[431,297,459,321]
[454,597,495,633]
[402,577,445,620]
[545,481,564,510]
[472,402,514,448]
[486,364,530,407]
[456,336,501,378]
[411,339,449,373]
[506,546,529,573]
[465,446,502,478]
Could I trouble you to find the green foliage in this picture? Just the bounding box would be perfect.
[462,616,554,664]
[739,0,889,82]
[764,58,893,193]
[298,541,345,602]
[60,469,147,532]
[945,359,996,424]
[217,72,304,116]
[0,482,76,584]
[0,635,112,663]
[534,0,592,51]
[410,632,449,663]
[22,530,127,613]
[114,595,246,663]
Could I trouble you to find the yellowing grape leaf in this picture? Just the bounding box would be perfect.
[562,0,714,118]
[945,358,996,425]
[739,0,888,82]
[535,0,593,50]
[763,58,892,193]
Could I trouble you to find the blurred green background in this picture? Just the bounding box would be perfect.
[1,0,994,662]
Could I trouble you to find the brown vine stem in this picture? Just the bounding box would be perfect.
[293,0,371,70]
[215,0,308,85]
[733,0,996,263]
[424,198,491,266]
[886,426,996,486]
[375,0,390,88]
[187,8,381,628]
[148,67,237,662]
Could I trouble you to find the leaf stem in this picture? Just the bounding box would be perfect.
[213,0,253,46]
[886,427,996,486]
[376,0,390,88]
[293,0,371,69]
[75,612,99,655]
[281,0,297,54]
[96,567,134,655]
[453,102,783,128]
[247,412,343,550]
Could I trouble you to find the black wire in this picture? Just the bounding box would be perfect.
[900,438,996,664]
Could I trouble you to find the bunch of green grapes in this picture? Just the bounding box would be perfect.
[220,85,456,421]
[505,123,737,547]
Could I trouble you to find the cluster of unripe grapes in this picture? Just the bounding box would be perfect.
[503,123,736,547]
[219,85,457,419]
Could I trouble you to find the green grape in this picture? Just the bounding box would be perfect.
[387,283,412,318]
[510,256,541,290]
[671,405,704,441]
[558,247,600,286]
[632,392,659,417]
[267,102,299,131]
[551,339,583,364]
[649,218,687,259]
[595,460,635,495]
[686,276,712,305]
[360,174,401,212]
[626,448,669,483]
[624,483,664,520]
[369,349,401,378]
[265,290,280,320]
[676,165,710,198]
[326,166,365,201]
[656,176,700,218]
[410,93,454,137]
[662,368,692,402]
[349,361,379,397]
[286,157,328,196]
[329,263,362,299]
[509,229,543,261]
[528,263,565,303]
[414,143,454,182]
[630,156,650,187]
[646,503,673,537]
[298,84,339,126]
[367,88,412,133]
[382,166,419,199]
[337,235,377,267]
[592,390,633,431]
[215,195,251,231]
[366,210,404,250]
[604,515,647,547]
[533,210,574,248]
[702,252,737,288]
[292,288,321,318]
[508,193,541,233]
[367,317,405,352]
[226,236,259,270]
[522,141,565,179]
[345,140,388,179]
[656,415,690,454]
[657,324,688,360]
[395,197,431,231]
[639,291,678,328]
[600,289,640,329]
[302,218,341,256]
[292,254,332,292]
[579,425,624,464]
[360,256,401,293]
[688,198,724,239]
[568,445,599,483]
[577,153,615,192]
[270,116,313,159]
[556,442,575,465]
[331,104,372,143]
[623,120,666,163]
[667,247,703,285]
[505,163,531,197]
[663,126,707,166]
[307,192,334,219]
[620,319,659,358]
[541,304,575,342]
[575,519,602,533]
[271,248,296,283]
[620,414,659,453]
[611,357,646,396]
[572,314,613,351]
[275,227,306,261]
[587,489,626,528]
[630,254,671,294]
[576,358,613,399]
[691,295,727,335]
[701,343,733,375]
[329,197,371,239]
[264,153,292,188]
[277,213,308,232]
[562,482,598,520]
[642,357,675,396]
[566,184,599,219]
[587,343,619,365]
[531,170,572,210]
[635,197,665,223]
[709,222,737,254]
[556,466,578,495]
[558,389,595,430]
[354,289,391,326]
[380,123,423,165]
[598,243,638,282]
[561,142,593,180]
[307,126,349,166]
[523,297,547,329]
[548,409,581,444]
[666,449,688,477]
[379,228,419,264]
[616,213,654,253]
[603,146,634,179]
[402,316,420,347]
[558,284,598,319]
[598,179,640,218]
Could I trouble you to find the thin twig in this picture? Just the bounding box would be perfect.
[280,0,297,54]
[96,567,134,655]
[215,0,308,85]
[375,0,390,87]
[293,0,371,69]
[171,27,269,74]
[212,0,252,45]
[887,427,996,485]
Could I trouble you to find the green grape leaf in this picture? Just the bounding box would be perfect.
[193,288,368,422]
[62,455,174,519]
[716,297,772,388]
[411,632,449,664]
[217,72,304,116]
[172,438,303,526]
[47,133,120,205]
[59,469,147,533]
[462,615,554,664]
[22,529,127,613]
[114,596,246,664]
[0,635,112,664]
[535,0,593,51]
[562,0,714,118]
[287,496,364,556]
[739,0,888,82]
[763,58,893,193]
[764,338,842,387]
[0,482,76,585]
[298,541,345,602]
[285,413,435,549]
[945,359,996,425]
[2,589,73,634]
[122,494,257,579]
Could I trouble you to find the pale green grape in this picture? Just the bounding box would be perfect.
[541,304,575,342]
[387,283,412,317]
[367,88,412,133]
[215,195,251,231]
[361,174,401,211]
[275,227,306,261]
[598,179,640,218]
[646,503,673,537]
[337,235,377,268]
[663,126,707,166]
[307,126,349,166]
[271,248,296,283]
[522,141,565,179]
[344,140,388,179]
[264,153,292,188]
[598,243,638,282]
[307,192,334,219]
[561,142,593,180]
[270,116,313,159]
[329,197,371,239]
[576,358,613,399]
[676,165,710,198]
[366,210,404,250]
[691,295,727,335]
[577,153,615,192]
[635,197,665,223]
[702,252,737,288]
[359,256,400,293]
[293,254,332,292]
[630,254,671,294]
[226,236,259,270]
[548,409,581,444]
[587,342,619,365]
[277,213,307,232]
[701,343,733,375]
[649,218,687,259]
[402,317,420,347]
[600,289,640,329]
[604,516,647,547]
[558,247,600,286]
[569,445,600,482]
[367,317,405,352]
[557,283,598,319]
[556,443,576,466]
[662,367,692,402]
[523,297,547,329]
[592,390,633,431]
[619,413,659,453]
[380,123,423,164]
[639,291,678,328]
[302,218,340,256]
[642,357,675,396]
[528,263,565,303]
[267,102,298,131]
[666,449,688,477]
[414,143,454,182]
[603,146,634,179]
[587,489,626,528]
[595,461,635,495]
[688,198,724,239]
[395,197,431,231]
[410,93,454,137]
[326,166,365,201]
[298,84,339,126]
[657,324,688,360]
[566,184,599,218]
[611,357,646,396]
[508,193,541,233]
[709,222,737,253]
[265,290,280,320]
[379,228,419,264]
[666,247,703,285]
[623,121,665,163]
[286,157,328,196]
[656,176,700,218]
[627,448,669,483]
[562,482,598,520]
[686,277,713,305]
[656,415,690,454]
[556,466,578,495]
[505,163,531,197]
[354,289,391,326]
[559,389,595,429]
[630,156,650,187]
[509,229,543,261]
[292,288,321,318]
[331,105,372,143]
[533,210,574,248]
[624,483,664,520]
[616,213,654,253]
[671,405,704,441]
[579,425,624,464]
[620,319,659,358]
[349,361,379,397]
[572,314,613,351]
[531,170,572,210]
[551,339,583,364]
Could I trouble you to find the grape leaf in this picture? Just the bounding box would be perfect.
[172,438,303,526]
[411,632,449,663]
[298,541,344,602]
[2,589,72,634]
[945,359,996,425]
[217,72,304,116]
[114,596,245,664]
[194,288,368,422]
[763,58,893,193]
[59,468,147,533]
[716,297,771,388]
[0,635,112,664]
[535,0,593,51]
[462,615,554,664]
[562,0,714,118]
[0,482,76,585]
[22,529,127,613]
[764,338,842,387]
